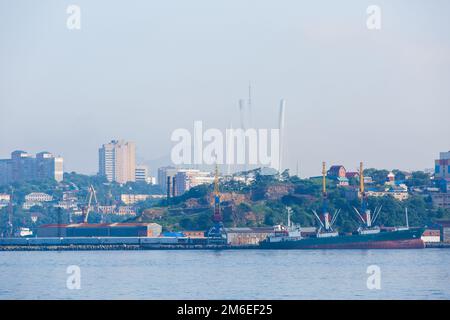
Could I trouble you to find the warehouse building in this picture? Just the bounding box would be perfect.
[436,221,450,243]
[421,229,441,243]
[37,223,162,238]
[224,227,275,246]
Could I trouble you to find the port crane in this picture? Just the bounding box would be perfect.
[353,162,382,233]
[4,188,14,237]
[81,184,99,223]
[207,165,224,241]
[312,162,340,236]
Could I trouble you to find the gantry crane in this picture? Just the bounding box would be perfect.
[81,184,99,223]
[207,165,224,240]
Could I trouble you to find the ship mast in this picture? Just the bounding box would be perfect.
[359,161,371,228]
[312,162,340,235]
[322,162,330,231]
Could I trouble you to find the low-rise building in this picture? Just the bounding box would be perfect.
[431,193,450,209]
[116,205,137,215]
[224,227,274,246]
[25,192,53,202]
[327,165,349,186]
[98,205,117,214]
[345,172,359,179]
[328,165,346,178]
[121,194,151,205]
[435,221,450,243]
[421,229,441,243]
[183,231,205,238]
[23,192,53,210]
[23,201,44,210]
[37,222,162,238]
[54,200,78,210]
[0,193,10,208]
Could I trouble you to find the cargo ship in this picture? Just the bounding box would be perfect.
[260,162,425,250]
[259,224,425,249]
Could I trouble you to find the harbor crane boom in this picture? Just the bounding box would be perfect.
[82,184,98,223]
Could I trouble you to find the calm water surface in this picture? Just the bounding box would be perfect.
[0,249,449,299]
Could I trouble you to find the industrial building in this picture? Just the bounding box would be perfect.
[436,221,450,243]
[183,231,205,238]
[37,222,162,238]
[224,227,275,246]
[421,229,441,243]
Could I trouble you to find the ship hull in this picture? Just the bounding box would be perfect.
[259,228,425,249]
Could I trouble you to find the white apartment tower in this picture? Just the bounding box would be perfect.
[135,165,149,183]
[99,140,136,183]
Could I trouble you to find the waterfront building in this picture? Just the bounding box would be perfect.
[421,229,441,243]
[435,220,450,242]
[99,140,136,183]
[224,227,274,246]
[37,222,162,238]
[0,150,63,185]
[183,231,205,238]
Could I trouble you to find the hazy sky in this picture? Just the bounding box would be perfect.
[1,0,449,177]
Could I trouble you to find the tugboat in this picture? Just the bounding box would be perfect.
[260,162,425,249]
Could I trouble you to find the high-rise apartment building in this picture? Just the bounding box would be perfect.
[0,150,63,185]
[99,140,136,183]
[157,166,177,192]
[36,152,64,182]
[175,169,214,195]
[135,165,149,183]
[435,151,450,181]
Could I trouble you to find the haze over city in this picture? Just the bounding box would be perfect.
[1,0,449,177]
